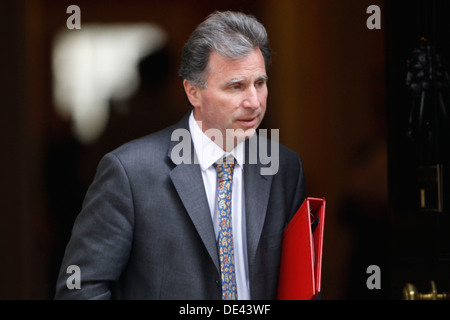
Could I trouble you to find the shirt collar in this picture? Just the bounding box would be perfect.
[189,111,244,171]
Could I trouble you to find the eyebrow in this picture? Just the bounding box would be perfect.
[226,75,268,85]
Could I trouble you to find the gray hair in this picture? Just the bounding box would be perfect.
[179,11,272,88]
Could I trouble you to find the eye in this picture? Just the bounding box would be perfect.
[255,80,266,88]
[229,83,242,91]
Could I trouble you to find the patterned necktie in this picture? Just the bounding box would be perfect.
[214,155,237,300]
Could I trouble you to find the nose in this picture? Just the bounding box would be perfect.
[242,86,260,109]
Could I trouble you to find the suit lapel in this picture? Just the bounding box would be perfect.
[166,115,274,278]
[167,115,220,272]
[243,136,273,280]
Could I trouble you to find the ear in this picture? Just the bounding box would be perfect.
[183,79,201,108]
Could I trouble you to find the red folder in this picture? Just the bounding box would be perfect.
[277,197,326,300]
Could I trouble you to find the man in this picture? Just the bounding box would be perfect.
[55,10,305,300]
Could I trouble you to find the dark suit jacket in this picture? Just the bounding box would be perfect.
[54,113,305,299]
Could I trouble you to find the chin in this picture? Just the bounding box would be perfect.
[237,128,257,142]
[224,127,254,147]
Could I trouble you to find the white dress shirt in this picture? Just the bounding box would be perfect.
[189,112,250,300]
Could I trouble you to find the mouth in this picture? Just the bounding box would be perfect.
[236,116,258,128]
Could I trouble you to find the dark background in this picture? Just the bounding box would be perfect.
[386,0,450,298]
[1,0,448,300]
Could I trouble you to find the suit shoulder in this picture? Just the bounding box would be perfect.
[278,142,303,172]
[108,123,178,163]
[278,142,300,158]
[259,134,301,165]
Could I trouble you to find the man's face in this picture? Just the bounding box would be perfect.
[185,48,268,150]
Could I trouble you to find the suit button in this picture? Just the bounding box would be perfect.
[215,280,221,287]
